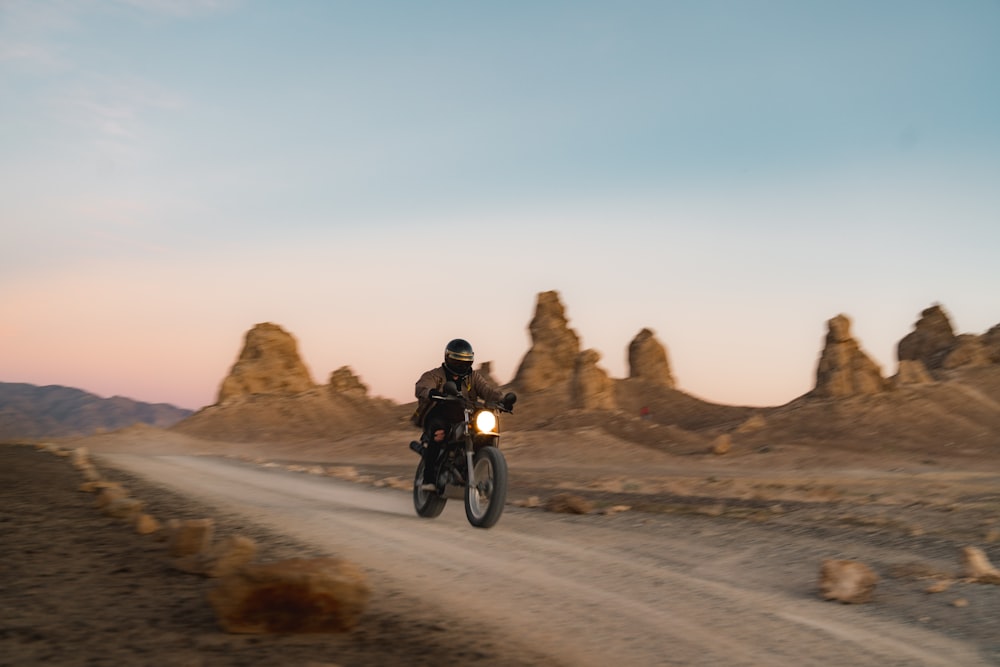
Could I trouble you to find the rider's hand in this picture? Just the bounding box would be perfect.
[501,392,517,411]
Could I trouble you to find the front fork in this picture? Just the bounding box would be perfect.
[464,444,476,487]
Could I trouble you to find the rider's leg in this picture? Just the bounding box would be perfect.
[421,418,448,486]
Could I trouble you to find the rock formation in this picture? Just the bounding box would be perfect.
[812,314,887,398]
[512,291,582,392]
[327,366,369,399]
[176,323,400,443]
[897,305,999,373]
[893,359,934,386]
[627,328,675,387]
[897,305,958,371]
[571,349,617,410]
[983,324,1000,364]
[942,334,991,370]
[217,323,315,404]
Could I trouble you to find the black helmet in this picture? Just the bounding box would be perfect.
[443,338,474,378]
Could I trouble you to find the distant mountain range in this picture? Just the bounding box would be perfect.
[0,382,192,441]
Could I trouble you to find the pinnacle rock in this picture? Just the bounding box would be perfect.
[897,305,957,371]
[327,367,369,399]
[812,314,887,398]
[217,323,315,405]
[512,291,582,392]
[627,328,676,387]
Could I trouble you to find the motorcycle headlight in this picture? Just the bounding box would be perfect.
[474,410,497,434]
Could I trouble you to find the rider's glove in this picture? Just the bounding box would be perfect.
[501,392,517,411]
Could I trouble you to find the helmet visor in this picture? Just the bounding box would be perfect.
[445,358,473,377]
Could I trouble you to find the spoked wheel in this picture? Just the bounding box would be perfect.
[465,446,507,529]
[413,459,447,518]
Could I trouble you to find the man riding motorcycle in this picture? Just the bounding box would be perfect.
[412,338,516,491]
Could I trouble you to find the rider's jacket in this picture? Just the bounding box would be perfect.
[410,365,505,427]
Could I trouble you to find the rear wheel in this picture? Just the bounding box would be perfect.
[465,446,507,529]
[413,459,447,518]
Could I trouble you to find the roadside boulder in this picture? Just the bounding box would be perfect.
[961,546,1000,584]
[166,518,215,558]
[819,559,878,603]
[95,485,129,509]
[208,557,370,633]
[71,447,90,469]
[545,493,593,514]
[135,513,162,535]
[711,434,732,455]
[174,535,258,577]
[103,497,144,520]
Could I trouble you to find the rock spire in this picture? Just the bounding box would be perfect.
[217,323,315,405]
[897,304,993,372]
[512,291,582,392]
[627,328,676,387]
[897,305,958,371]
[812,314,886,398]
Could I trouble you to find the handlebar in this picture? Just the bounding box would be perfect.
[430,393,512,414]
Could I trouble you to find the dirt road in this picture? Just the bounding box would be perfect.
[99,453,995,667]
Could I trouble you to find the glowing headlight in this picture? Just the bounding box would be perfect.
[474,410,497,434]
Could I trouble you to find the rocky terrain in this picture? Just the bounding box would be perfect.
[163,292,1000,461]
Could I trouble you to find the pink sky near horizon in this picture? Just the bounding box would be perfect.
[4,244,997,412]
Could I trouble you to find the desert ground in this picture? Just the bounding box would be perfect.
[4,415,1000,667]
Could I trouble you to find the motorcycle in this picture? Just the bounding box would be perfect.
[408,383,514,529]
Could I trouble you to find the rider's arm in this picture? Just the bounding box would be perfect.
[471,371,505,404]
[414,368,444,401]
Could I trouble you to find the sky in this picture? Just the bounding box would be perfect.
[2,0,999,411]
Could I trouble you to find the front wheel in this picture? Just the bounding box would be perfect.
[413,459,447,518]
[465,446,507,529]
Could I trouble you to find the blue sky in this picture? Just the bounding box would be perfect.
[2,0,999,410]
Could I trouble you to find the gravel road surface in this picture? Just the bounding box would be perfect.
[96,452,997,667]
